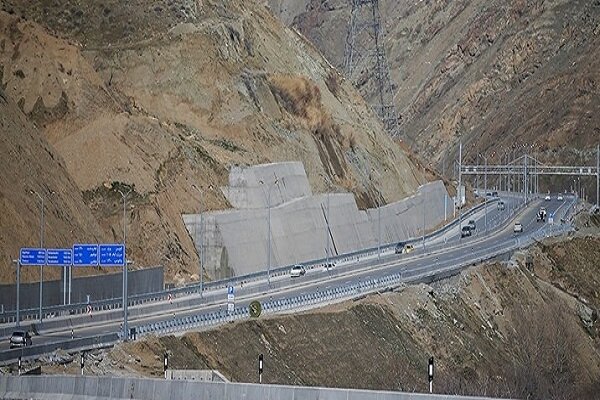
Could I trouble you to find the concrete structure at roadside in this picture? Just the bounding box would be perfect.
[165,369,228,383]
[0,375,515,400]
[183,162,449,280]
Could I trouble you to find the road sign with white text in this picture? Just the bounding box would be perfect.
[19,248,46,266]
[73,244,99,266]
[99,244,125,266]
[46,249,72,266]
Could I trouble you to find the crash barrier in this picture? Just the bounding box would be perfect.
[0,374,515,400]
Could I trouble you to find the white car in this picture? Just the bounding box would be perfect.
[290,264,306,278]
[544,195,551,201]
[557,195,564,201]
[513,222,523,233]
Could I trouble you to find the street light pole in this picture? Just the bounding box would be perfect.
[479,154,488,232]
[117,188,131,341]
[192,184,206,297]
[30,190,44,323]
[13,259,20,327]
[260,179,279,286]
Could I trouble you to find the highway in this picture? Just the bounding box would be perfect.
[0,194,574,361]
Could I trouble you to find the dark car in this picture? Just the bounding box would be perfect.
[394,242,405,254]
[10,330,32,348]
[468,219,476,230]
[461,226,472,238]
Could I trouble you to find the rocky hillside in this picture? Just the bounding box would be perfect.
[0,88,108,283]
[33,234,600,399]
[269,0,600,198]
[0,0,428,284]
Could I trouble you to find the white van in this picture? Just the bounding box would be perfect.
[290,264,306,278]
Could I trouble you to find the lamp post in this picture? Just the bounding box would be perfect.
[320,174,334,268]
[479,154,488,232]
[260,179,280,286]
[30,190,44,323]
[13,259,20,327]
[192,185,205,297]
[117,188,131,341]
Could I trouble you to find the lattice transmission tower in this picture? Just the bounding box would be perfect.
[343,0,400,138]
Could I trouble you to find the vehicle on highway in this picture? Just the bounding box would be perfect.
[461,226,472,238]
[492,191,498,197]
[402,244,415,254]
[468,219,476,230]
[9,330,32,348]
[557,195,564,201]
[394,242,405,254]
[537,207,547,222]
[497,201,505,210]
[545,195,551,201]
[323,262,335,271]
[513,222,523,233]
[290,264,306,278]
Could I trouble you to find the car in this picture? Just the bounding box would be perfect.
[492,191,498,197]
[290,264,306,278]
[537,207,547,222]
[468,219,476,230]
[323,262,336,271]
[497,201,505,210]
[394,242,405,254]
[557,195,564,201]
[461,226,472,238]
[513,222,523,233]
[9,330,32,348]
[545,195,551,201]
[402,244,415,254]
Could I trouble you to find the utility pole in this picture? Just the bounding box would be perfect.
[13,260,20,327]
[596,144,600,208]
[458,142,463,237]
[30,190,44,323]
[118,188,131,341]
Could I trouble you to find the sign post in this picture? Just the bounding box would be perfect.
[258,353,264,384]
[428,356,434,393]
[19,248,46,322]
[227,286,235,314]
[164,353,168,379]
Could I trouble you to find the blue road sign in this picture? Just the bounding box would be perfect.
[73,244,99,266]
[99,244,125,266]
[228,286,235,295]
[19,248,46,266]
[46,249,72,266]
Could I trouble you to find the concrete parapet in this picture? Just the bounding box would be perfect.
[0,375,515,400]
[184,163,449,279]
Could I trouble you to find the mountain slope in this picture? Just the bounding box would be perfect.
[270,0,600,197]
[0,0,428,283]
[0,87,108,283]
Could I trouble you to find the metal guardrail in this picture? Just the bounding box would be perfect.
[0,332,118,365]
[0,196,507,324]
[136,201,567,339]
[0,199,575,361]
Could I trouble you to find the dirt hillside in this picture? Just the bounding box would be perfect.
[0,87,109,283]
[0,0,428,284]
[33,234,600,399]
[269,0,600,198]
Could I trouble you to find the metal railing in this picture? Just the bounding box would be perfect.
[0,196,510,325]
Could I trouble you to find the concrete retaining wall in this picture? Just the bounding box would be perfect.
[0,375,513,400]
[0,267,164,312]
[184,163,449,279]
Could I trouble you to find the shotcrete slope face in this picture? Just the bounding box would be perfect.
[0,1,427,283]
[184,163,448,278]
